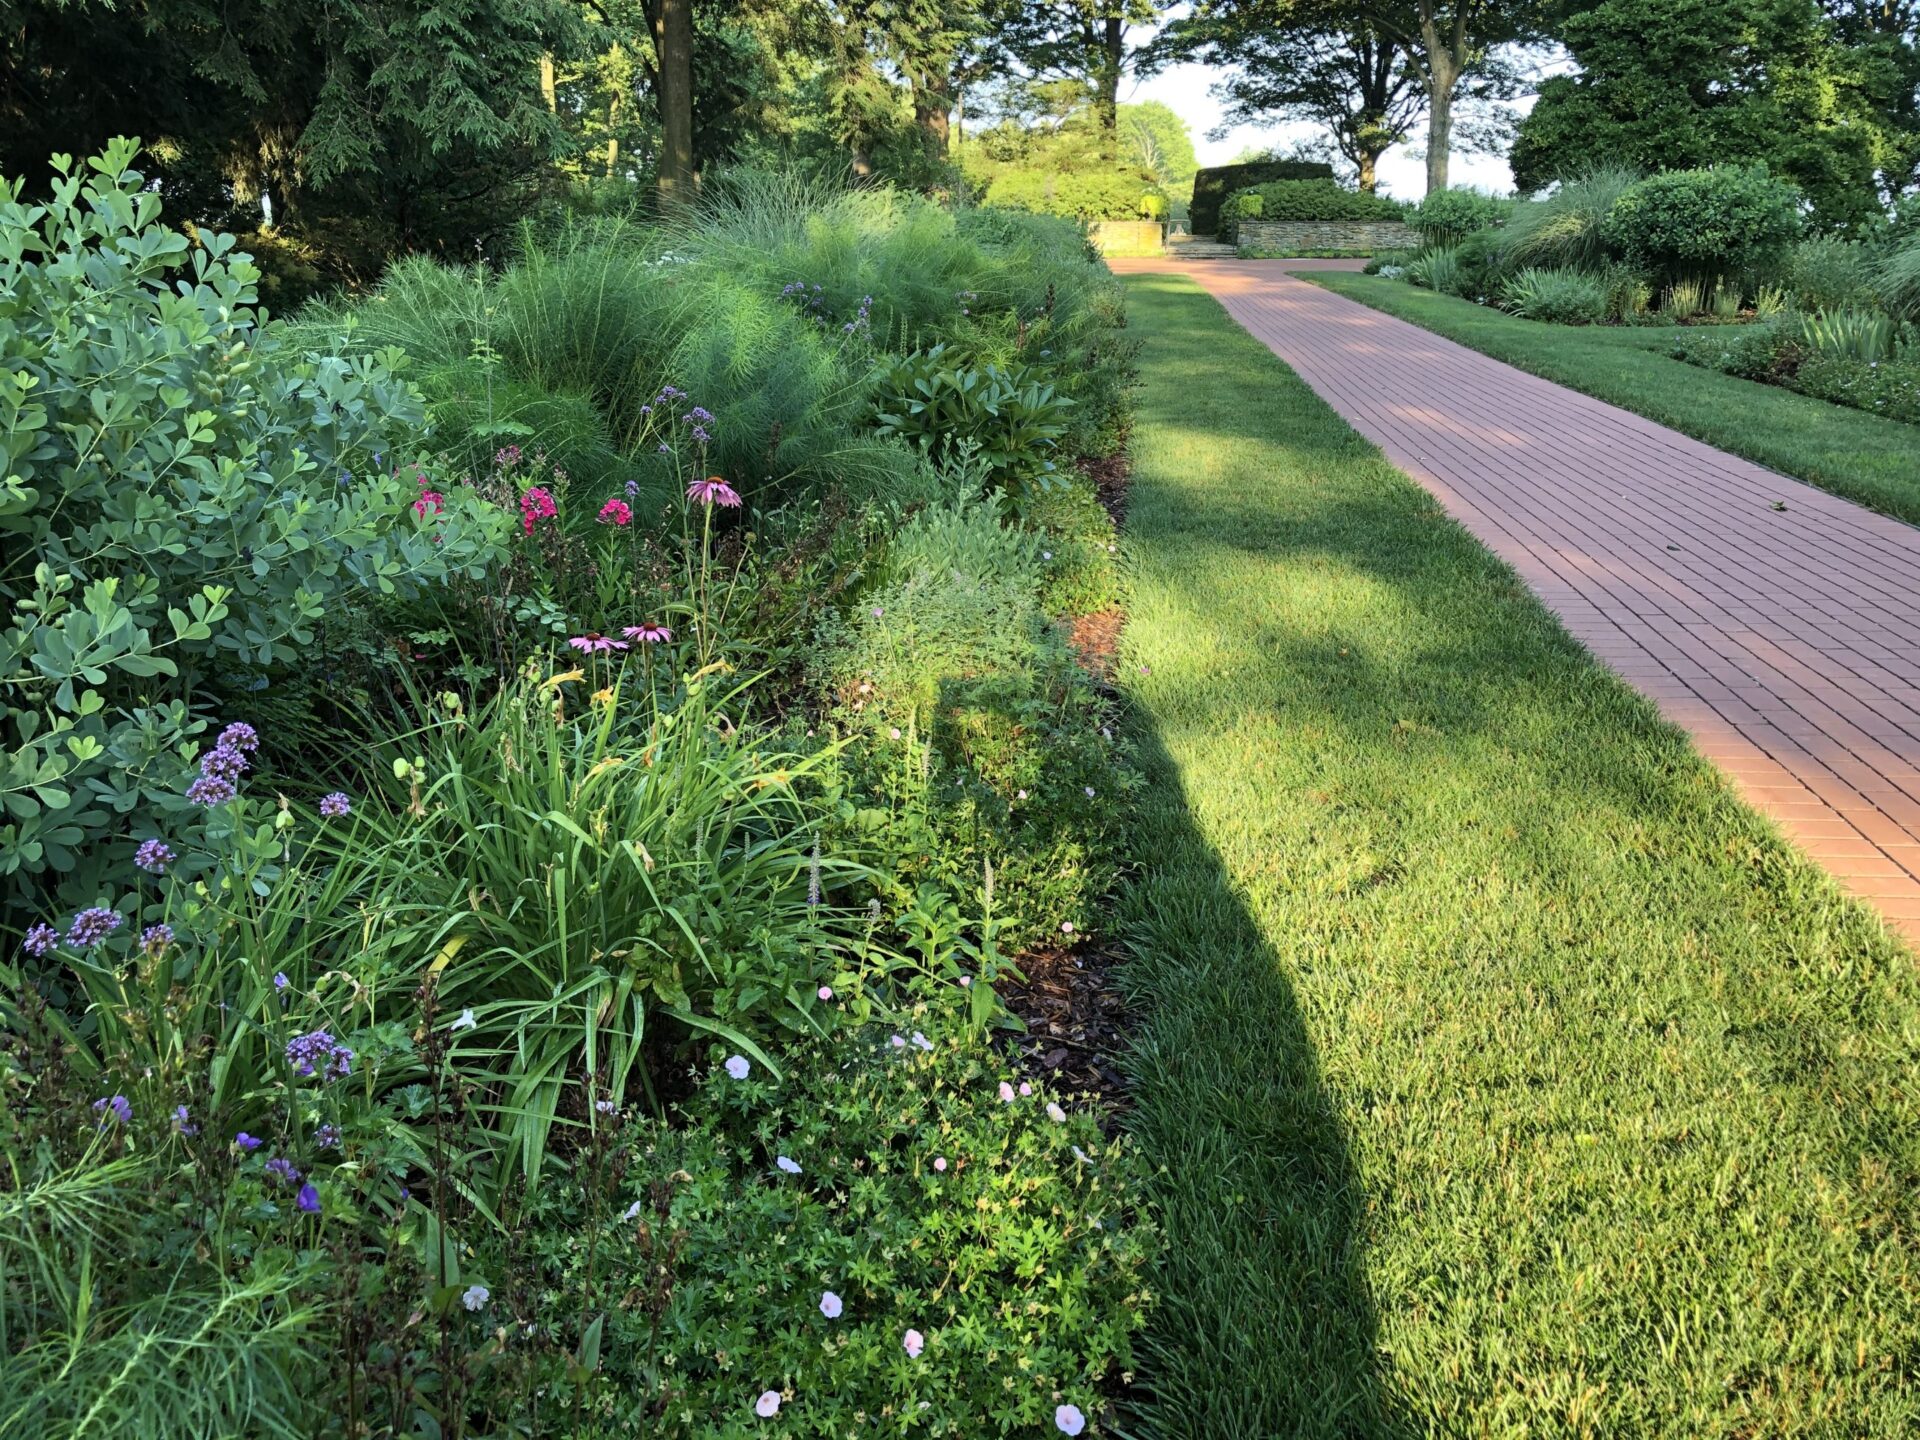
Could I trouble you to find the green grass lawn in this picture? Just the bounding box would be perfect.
[1116,273,1920,1439]
[1305,272,1920,526]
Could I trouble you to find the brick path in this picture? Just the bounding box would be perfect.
[1112,257,1920,938]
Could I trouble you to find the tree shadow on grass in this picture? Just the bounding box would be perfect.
[1114,712,1413,1440]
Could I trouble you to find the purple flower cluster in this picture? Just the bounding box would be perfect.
[187,720,260,808]
[134,838,176,874]
[21,922,58,957]
[842,294,874,336]
[315,1122,341,1149]
[141,924,173,952]
[66,907,123,949]
[173,1105,199,1137]
[286,1028,354,1082]
[318,792,352,819]
[265,1156,301,1185]
[681,404,715,445]
[93,1094,132,1125]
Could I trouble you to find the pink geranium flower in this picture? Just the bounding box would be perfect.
[568,633,629,653]
[598,497,633,526]
[686,476,742,508]
[622,623,674,644]
[902,1328,924,1358]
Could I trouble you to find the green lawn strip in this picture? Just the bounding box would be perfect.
[1304,271,1920,526]
[1116,273,1920,1439]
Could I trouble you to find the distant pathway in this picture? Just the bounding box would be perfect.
[1112,257,1920,938]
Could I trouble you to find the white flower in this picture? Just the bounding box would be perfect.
[1042,550,1053,560]
[1016,789,1028,800]
[1056,1403,1087,1435]
[1072,1145,1091,1165]
[725,1054,751,1080]
[461,1284,490,1312]
[623,1200,644,1221]
[934,1155,948,1171]
[890,1034,906,1048]
[756,1389,782,1417]
[910,1031,933,1051]
[1061,921,1075,935]
[776,1155,802,1174]
[890,727,902,740]
[449,1008,477,1033]
[820,1290,843,1319]
[1084,786,1096,798]
[1046,1102,1067,1124]
[903,1327,924,1358]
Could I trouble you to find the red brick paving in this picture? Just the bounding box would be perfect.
[1113,256,1920,939]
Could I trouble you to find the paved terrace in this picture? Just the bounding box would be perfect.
[1112,256,1920,938]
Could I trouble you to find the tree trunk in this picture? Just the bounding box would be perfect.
[1095,16,1123,142]
[539,53,557,112]
[649,0,695,207]
[914,91,951,157]
[1358,149,1379,194]
[1423,49,1457,194]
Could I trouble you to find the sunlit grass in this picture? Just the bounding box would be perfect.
[1307,272,1920,525]
[1116,274,1920,1439]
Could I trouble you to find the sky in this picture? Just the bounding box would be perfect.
[1127,59,1528,200]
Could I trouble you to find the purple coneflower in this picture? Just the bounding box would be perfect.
[567,633,629,653]
[622,623,673,644]
[685,477,741,508]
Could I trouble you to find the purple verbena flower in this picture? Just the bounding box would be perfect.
[218,722,259,753]
[318,792,351,819]
[141,924,173,952]
[186,774,237,807]
[198,743,249,783]
[21,923,58,957]
[134,838,176,874]
[65,907,124,949]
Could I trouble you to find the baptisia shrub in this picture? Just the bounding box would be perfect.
[0,140,504,916]
[1603,165,1802,288]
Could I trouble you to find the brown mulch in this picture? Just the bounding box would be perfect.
[1077,447,1131,526]
[1068,607,1124,681]
[999,943,1134,1129]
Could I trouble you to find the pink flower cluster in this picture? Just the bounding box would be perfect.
[597,497,632,526]
[519,485,557,535]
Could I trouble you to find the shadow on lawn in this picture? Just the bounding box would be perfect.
[1114,714,1413,1440]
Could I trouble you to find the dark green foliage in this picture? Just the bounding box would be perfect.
[1220,179,1407,232]
[1406,187,1513,247]
[1497,266,1610,324]
[1190,159,1335,234]
[1603,164,1803,286]
[1793,351,1920,421]
[1511,0,1909,230]
[872,346,1074,496]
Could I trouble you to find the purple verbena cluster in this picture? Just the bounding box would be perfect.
[134,838,176,874]
[141,923,173,952]
[286,1028,354,1082]
[21,922,58,957]
[681,404,715,445]
[319,792,352,819]
[66,907,124,949]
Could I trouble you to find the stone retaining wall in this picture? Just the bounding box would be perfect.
[1236,219,1417,252]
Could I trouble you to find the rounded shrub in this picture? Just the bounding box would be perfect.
[1603,165,1802,287]
[1407,187,1512,246]
[982,167,1165,221]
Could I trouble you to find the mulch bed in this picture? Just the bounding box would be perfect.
[999,943,1134,1129]
[1068,607,1124,681]
[1078,448,1131,527]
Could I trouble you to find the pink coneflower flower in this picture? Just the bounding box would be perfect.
[622,623,674,644]
[567,633,629,653]
[686,476,742,508]
[903,1328,924,1358]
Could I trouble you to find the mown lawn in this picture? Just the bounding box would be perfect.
[1305,271,1920,526]
[1116,273,1920,1439]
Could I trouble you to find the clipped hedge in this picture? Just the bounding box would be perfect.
[1190,160,1335,236]
[1220,180,1405,238]
[983,167,1165,221]
[1604,165,1802,287]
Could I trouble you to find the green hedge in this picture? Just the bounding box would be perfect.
[1190,160,1335,235]
[982,167,1165,221]
[1220,180,1407,232]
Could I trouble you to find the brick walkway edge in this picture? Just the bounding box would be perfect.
[1113,257,1920,939]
